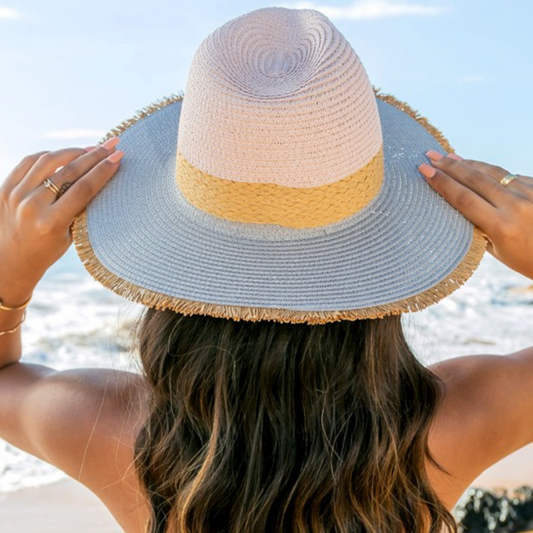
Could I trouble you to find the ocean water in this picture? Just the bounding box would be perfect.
[1,245,532,494]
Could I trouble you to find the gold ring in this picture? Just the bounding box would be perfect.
[43,178,62,198]
[500,173,518,187]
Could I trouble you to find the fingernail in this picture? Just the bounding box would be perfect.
[419,163,436,178]
[447,153,463,161]
[101,136,120,151]
[426,150,444,161]
[106,150,124,164]
[84,145,97,152]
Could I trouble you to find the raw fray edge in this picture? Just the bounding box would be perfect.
[71,90,488,325]
[372,85,454,154]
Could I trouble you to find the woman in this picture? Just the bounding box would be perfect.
[0,6,532,533]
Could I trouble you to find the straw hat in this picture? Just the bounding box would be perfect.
[71,6,488,325]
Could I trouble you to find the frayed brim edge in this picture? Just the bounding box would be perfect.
[71,88,488,324]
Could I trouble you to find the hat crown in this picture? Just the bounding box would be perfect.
[176,6,383,189]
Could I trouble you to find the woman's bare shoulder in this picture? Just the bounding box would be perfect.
[429,349,533,456]
[0,363,151,532]
[426,350,533,509]
[66,368,152,532]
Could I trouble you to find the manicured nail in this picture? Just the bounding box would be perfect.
[419,163,436,178]
[101,136,120,151]
[106,150,124,164]
[447,153,463,161]
[426,150,444,161]
[84,145,97,152]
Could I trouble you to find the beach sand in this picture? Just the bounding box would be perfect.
[1,444,533,532]
[0,478,121,532]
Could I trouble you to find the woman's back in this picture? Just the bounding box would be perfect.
[85,348,533,531]
[3,346,532,533]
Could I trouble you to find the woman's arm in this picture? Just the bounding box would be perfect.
[0,141,131,483]
[420,152,533,473]
[0,141,122,368]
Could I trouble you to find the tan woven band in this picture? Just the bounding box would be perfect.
[175,145,384,228]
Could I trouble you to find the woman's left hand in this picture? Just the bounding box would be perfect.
[0,138,124,299]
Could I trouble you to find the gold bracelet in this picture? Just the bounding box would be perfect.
[0,292,33,311]
[0,309,26,336]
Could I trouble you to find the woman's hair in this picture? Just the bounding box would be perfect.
[131,308,458,533]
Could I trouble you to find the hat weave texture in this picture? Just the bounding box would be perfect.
[71,6,487,324]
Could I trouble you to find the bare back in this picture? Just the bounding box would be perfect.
[3,350,533,533]
[89,351,533,531]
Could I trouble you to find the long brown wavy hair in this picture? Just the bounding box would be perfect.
[130,307,458,533]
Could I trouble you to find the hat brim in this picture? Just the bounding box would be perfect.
[71,88,487,324]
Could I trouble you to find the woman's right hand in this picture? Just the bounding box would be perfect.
[418,151,533,280]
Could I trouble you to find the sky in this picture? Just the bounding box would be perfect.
[0,0,532,182]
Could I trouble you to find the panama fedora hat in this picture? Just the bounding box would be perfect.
[71,6,487,325]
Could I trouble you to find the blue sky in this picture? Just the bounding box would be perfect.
[0,0,532,181]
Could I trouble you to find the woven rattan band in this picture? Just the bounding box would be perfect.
[175,145,384,228]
